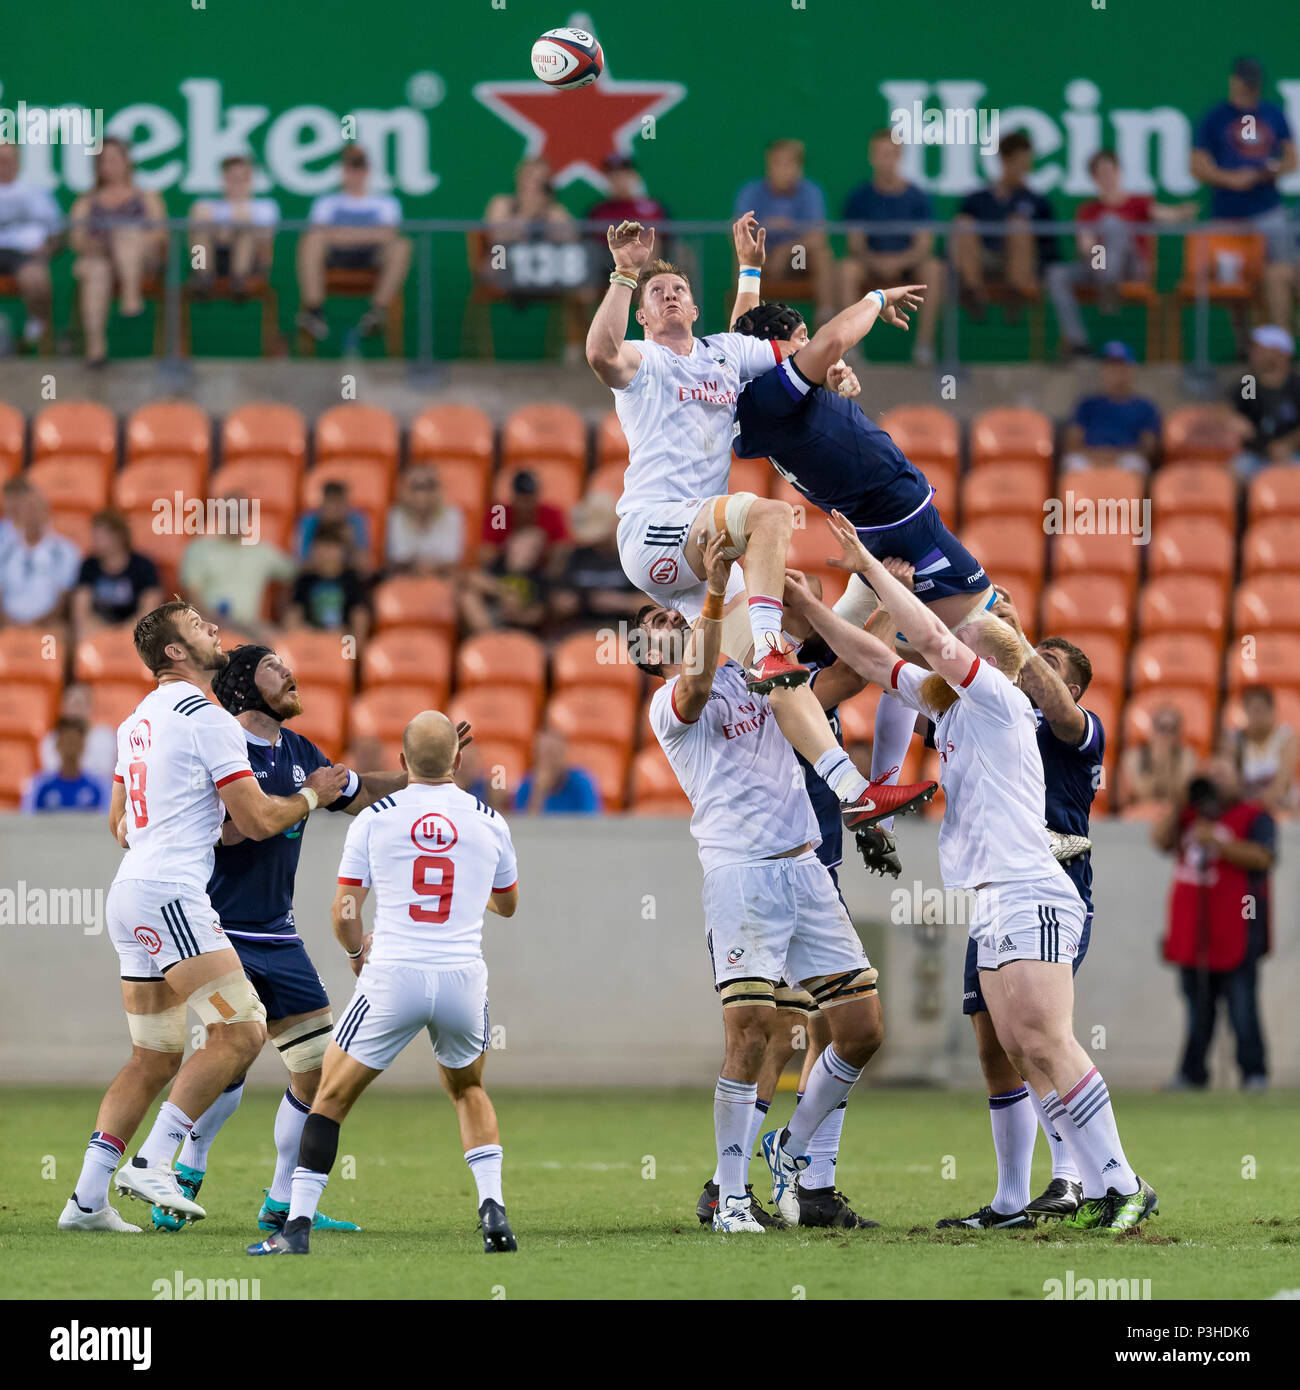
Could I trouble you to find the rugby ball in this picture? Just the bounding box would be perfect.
[530,27,604,90]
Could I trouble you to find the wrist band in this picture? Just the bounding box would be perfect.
[869,289,887,312]
[300,786,319,813]
[701,590,725,621]
[610,271,637,290]
[738,267,761,296]
[345,943,364,959]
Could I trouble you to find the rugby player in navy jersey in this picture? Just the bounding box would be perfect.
[726,289,995,876]
[149,643,464,1235]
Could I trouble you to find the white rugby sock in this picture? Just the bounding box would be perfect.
[268,1086,312,1203]
[714,1076,757,1200]
[748,594,785,652]
[466,1144,505,1206]
[178,1078,244,1173]
[714,1097,769,1185]
[1051,1067,1137,1199]
[784,1046,863,1152]
[1030,1087,1080,1184]
[813,748,869,803]
[869,693,915,832]
[74,1131,126,1210]
[988,1085,1036,1213]
[289,1166,329,1224]
[801,1099,847,1189]
[137,1100,194,1168]
[831,572,877,625]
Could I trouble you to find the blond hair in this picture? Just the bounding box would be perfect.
[919,616,1027,716]
[636,258,693,303]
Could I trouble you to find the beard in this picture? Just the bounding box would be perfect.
[266,688,303,721]
[184,638,228,673]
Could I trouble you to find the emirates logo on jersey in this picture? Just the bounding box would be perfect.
[411,812,458,853]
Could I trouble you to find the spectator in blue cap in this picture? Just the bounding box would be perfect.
[1061,341,1161,474]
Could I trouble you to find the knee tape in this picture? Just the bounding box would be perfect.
[709,492,757,561]
[274,1013,334,1074]
[773,983,818,1015]
[803,967,879,1010]
[187,970,267,1028]
[127,1003,187,1054]
[718,977,776,1009]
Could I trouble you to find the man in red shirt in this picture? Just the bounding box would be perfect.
[587,155,670,231]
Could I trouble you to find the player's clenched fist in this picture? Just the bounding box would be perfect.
[306,763,349,807]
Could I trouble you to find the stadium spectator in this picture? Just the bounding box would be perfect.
[1224,684,1298,814]
[68,136,168,366]
[1047,149,1199,356]
[296,143,410,343]
[516,728,601,815]
[587,154,670,236]
[952,131,1058,318]
[0,141,61,352]
[459,523,551,637]
[1119,703,1199,810]
[478,469,567,569]
[385,466,465,577]
[482,157,575,248]
[71,509,163,639]
[840,129,942,363]
[1060,341,1162,473]
[295,479,371,569]
[179,496,294,629]
[22,717,105,813]
[1154,756,1274,1091]
[549,491,640,632]
[733,138,833,322]
[1224,325,1300,476]
[0,478,80,627]
[286,523,370,639]
[187,153,279,299]
[1191,56,1297,331]
[38,683,116,787]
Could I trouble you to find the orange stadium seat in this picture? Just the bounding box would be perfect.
[427,456,491,543]
[1148,515,1235,589]
[221,403,308,472]
[630,744,690,814]
[293,687,348,762]
[544,686,639,750]
[785,520,836,574]
[466,737,530,804]
[595,412,629,466]
[74,629,152,685]
[1130,633,1220,694]
[207,457,300,518]
[837,686,883,750]
[91,680,157,730]
[1138,574,1228,644]
[962,516,1046,584]
[1233,575,1300,635]
[114,457,209,513]
[361,630,453,702]
[1051,530,1141,593]
[302,458,394,560]
[0,402,25,477]
[409,404,494,464]
[729,454,771,499]
[0,683,58,741]
[52,510,96,553]
[565,739,630,811]
[495,458,586,512]
[126,514,189,594]
[1247,465,1300,522]
[1151,462,1236,521]
[876,405,960,471]
[551,629,644,696]
[587,460,626,503]
[1122,686,1217,758]
[274,627,356,695]
[502,403,586,467]
[350,687,441,745]
[1061,465,1145,514]
[31,401,117,466]
[961,460,1049,524]
[315,404,399,471]
[1161,405,1238,465]
[371,575,456,635]
[1226,632,1300,696]
[0,738,39,810]
[126,402,211,469]
[1242,517,1300,578]
[925,458,960,523]
[26,457,112,515]
[969,407,1054,471]
[1041,573,1131,641]
[1072,632,1125,698]
[456,631,547,704]
[447,686,539,744]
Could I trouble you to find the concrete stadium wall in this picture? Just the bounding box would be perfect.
[2,813,1296,1090]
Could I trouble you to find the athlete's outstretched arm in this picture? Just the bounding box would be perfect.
[991,585,1086,743]
[585,220,652,388]
[795,285,926,384]
[221,763,348,840]
[672,535,730,723]
[728,211,766,327]
[784,570,898,688]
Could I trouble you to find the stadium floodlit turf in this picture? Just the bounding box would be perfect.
[4,1086,1296,1300]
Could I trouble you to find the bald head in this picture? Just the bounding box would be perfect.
[402,710,459,781]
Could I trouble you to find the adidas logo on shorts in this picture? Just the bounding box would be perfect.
[997,935,1015,953]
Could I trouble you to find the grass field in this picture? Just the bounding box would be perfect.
[3,1086,1297,1300]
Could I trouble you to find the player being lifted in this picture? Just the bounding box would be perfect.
[587,216,935,835]
[59,603,348,1233]
[248,711,520,1257]
[639,535,885,1233]
[773,520,1156,1232]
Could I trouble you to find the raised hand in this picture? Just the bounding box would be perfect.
[608,220,655,274]
[877,283,927,330]
[733,210,767,269]
[825,509,873,574]
[702,530,731,595]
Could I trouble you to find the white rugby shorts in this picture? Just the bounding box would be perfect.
[332,959,490,1071]
[970,876,1087,973]
[108,878,232,980]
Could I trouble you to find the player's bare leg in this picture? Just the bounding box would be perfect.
[440,1054,516,1252]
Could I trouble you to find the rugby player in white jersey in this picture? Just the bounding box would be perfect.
[247,710,520,1256]
[776,519,1158,1232]
[58,602,348,1233]
[587,216,935,834]
[639,535,884,1234]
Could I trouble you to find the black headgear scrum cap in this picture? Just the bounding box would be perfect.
[211,644,280,720]
[732,300,805,342]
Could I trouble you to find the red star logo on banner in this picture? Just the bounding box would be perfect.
[473,39,685,190]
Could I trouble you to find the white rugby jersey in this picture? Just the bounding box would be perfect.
[613,333,782,516]
[112,682,253,894]
[888,657,1074,893]
[336,783,517,969]
[650,660,819,873]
